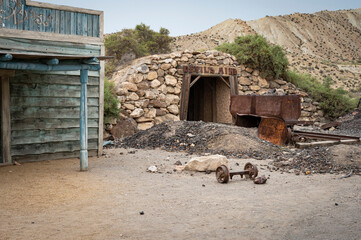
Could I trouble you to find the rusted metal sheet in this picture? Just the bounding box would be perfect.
[230,95,301,125]
[258,117,289,145]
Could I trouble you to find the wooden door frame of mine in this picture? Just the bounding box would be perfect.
[0,70,14,165]
[179,67,239,121]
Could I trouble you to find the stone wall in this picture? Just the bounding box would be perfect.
[109,50,323,134]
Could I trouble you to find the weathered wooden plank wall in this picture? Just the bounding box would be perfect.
[10,72,100,162]
[0,37,101,56]
[0,81,2,163]
[0,0,100,37]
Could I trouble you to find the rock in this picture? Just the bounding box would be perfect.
[180,56,188,62]
[174,160,182,166]
[269,81,281,89]
[111,118,137,138]
[165,75,177,86]
[249,85,261,91]
[154,114,179,124]
[157,69,165,77]
[149,99,167,108]
[174,87,181,94]
[166,86,175,93]
[147,165,158,173]
[239,77,252,86]
[165,94,180,105]
[254,175,267,184]
[124,103,135,110]
[275,79,287,85]
[147,71,158,80]
[120,82,138,92]
[105,123,113,131]
[134,99,149,108]
[245,67,253,73]
[134,74,144,83]
[137,64,149,74]
[116,88,128,96]
[252,70,260,76]
[167,104,179,114]
[145,90,157,99]
[150,79,161,88]
[144,108,157,118]
[184,155,228,172]
[136,116,153,123]
[127,92,140,101]
[130,108,144,118]
[258,77,269,88]
[137,81,149,90]
[138,122,154,130]
[158,84,168,94]
[156,109,167,116]
[161,63,172,70]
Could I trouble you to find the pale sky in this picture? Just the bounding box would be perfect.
[38,0,360,36]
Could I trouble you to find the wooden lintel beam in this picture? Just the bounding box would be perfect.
[219,76,230,88]
[189,75,201,88]
[0,62,100,71]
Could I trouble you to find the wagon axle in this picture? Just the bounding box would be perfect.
[216,163,258,183]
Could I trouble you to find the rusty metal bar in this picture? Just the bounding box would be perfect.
[292,130,360,141]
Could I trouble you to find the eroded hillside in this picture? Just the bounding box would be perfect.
[171,8,361,91]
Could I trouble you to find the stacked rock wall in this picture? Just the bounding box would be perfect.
[110,50,323,132]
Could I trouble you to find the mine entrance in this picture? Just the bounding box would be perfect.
[186,76,234,123]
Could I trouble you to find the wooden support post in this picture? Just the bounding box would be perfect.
[180,74,191,120]
[1,70,14,164]
[80,69,88,171]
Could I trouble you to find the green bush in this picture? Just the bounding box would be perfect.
[216,35,288,79]
[104,77,120,123]
[105,23,172,60]
[286,70,357,119]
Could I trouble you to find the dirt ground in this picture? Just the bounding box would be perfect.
[0,148,360,240]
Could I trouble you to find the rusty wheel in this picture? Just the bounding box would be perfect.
[244,162,258,180]
[216,165,229,183]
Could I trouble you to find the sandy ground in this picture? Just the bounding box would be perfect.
[0,148,360,240]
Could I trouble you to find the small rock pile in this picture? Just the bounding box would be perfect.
[336,109,361,137]
[119,121,272,157]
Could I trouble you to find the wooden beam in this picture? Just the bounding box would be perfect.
[218,76,230,88]
[189,75,201,88]
[0,62,100,71]
[26,0,103,15]
[98,45,105,156]
[180,74,191,120]
[296,139,360,149]
[1,75,12,164]
[0,29,103,45]
[80,69,89,171]
[83,58,99,64]
[229,75,239,96]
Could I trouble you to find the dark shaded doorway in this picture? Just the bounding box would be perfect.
[187,76,232,123]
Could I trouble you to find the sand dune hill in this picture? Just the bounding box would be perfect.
[171,19,256,52]
[171,8,361,91]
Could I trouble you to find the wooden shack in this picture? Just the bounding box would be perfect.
[0,0,106,170]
